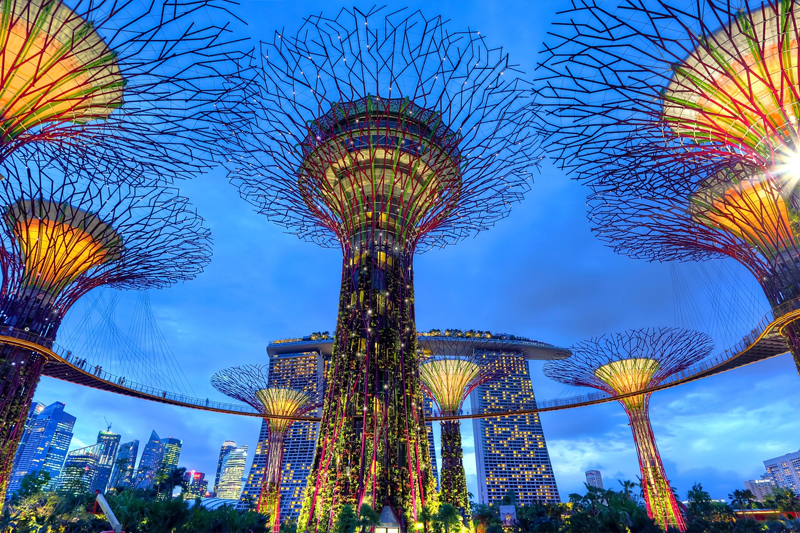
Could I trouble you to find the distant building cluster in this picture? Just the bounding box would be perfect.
[740,448,800,501]
[7,402,190,499]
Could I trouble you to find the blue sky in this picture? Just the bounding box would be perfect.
[31,0,800,504]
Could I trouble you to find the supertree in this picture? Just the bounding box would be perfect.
[211,365,322,533]
[0,157,211,499]
[543,328,712,531]
[0,0,244,183]
[418,338,508,522]
[536,0,800,376]
[223,6,539,530]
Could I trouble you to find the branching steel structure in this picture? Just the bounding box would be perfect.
[0,159,211,499]
[224,6,539,530]
[211,365,322,533]
[537,0,800,376]
[544,328,713,531]
[0,0,243,183]
[418,338,508,522]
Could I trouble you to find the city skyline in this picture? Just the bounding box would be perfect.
[21,0,800,508]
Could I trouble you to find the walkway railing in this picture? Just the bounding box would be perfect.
[0,295,794,421]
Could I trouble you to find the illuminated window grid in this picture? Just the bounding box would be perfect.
[471,352,560,505]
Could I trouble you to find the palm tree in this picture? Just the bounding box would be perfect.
[436,504,463,533]
[730,489,757,520]
[619,480,636,501]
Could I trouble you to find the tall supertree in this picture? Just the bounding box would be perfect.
[418,339,508,522]
[211,365,322,533]
[0,158,211,499]
[536,0,800,375]
[0,0,243,183]
[223,7,539,530]
[543,328,712,531]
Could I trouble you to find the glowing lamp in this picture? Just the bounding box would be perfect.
[0,0,123,142]
[4,199,121,293]
[663,3,800,160]
[419,359,481,415]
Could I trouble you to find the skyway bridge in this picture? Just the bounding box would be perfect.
[1,301,796,421]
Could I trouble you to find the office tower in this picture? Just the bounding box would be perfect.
[585,470,603,490]
[423,394,439,489]
[216,446,248,500]
[8,402,76,495]
[183,470,208,500]
[109,440,139,489]
[58,444,103,495]
[744,476,775,502]
[472,354,560,505]
[240,338,327,518]
[161,438,182,473]
[134,431,164,489]
[92,431,121,493]
[764,450,800,492]
[214,441,237,496]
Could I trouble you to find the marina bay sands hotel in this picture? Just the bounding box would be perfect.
[240,332,565,518]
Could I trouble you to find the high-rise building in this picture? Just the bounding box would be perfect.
[161,438,183,473]
[217,445,248,500]
[471,353,560,505]
[239,338,328,518]
[764,450,800,492]
[8,402,76,495]
[134,431,164,489]
[183,470,208,500]
[109,440,139,489]
[744,476,775,502]
[423,393,439,489]
[214,441,237,495]
[585,470,603,490]
[92,431,121,493]
[57,444,103,495]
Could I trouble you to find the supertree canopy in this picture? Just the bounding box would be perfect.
[536,0,800,376]
[543,328,713,531]
[224,6,539,530]
[418,338,508,522]
[211,365,322,533]
[0,158,211,498]
[0,0,243,183]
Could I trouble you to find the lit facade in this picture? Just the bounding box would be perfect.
[471,354,560,505]
[8,402,75,495]
[183,470,208,500]
[109,440,139,489]
[134,430,163,489]
[585,470,603,490]
[57,444,103,495]
[92,431,120,493]
[240,342,326,520]
[161,438,183,473]
[214,441,237,496]
[744,477,775,502]
[764,450,800,492]
[216,446,248,500]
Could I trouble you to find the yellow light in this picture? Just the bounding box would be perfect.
[419,358,481,414]
[1,0,123,141]
[6,200,120,293]
[256,388,312,433]
[594,358,660,410]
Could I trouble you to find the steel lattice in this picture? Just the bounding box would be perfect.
[544,328,713,531]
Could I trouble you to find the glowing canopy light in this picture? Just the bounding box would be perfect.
[0,0,123,142]
[690,168,798,258]
[594,358,660,410]
[663,2,800,162]
[255,388,313,433]
[4,199,120,293]
[300,97,461,246]
[419,359,481,415]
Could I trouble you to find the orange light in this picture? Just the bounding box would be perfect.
[693,175,797,257]
[6,200,120,294]
[0,0,123,141]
